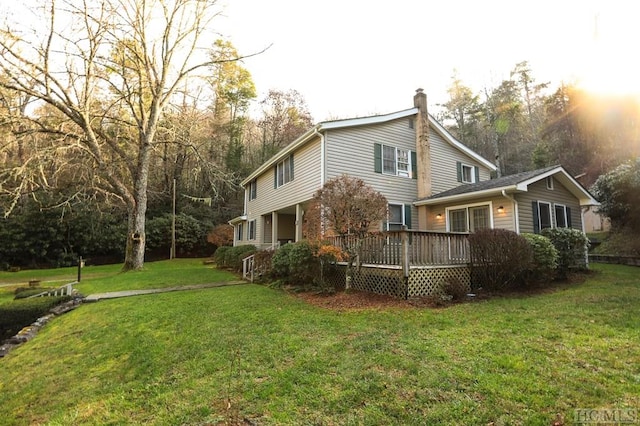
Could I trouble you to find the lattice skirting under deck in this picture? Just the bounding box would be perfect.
[350,266,406,299]
[407,265,471,298]
[326,264,471,299]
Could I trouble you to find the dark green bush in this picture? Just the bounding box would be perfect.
[271,243,295,279]
[271,241,320,286]
[0,296,71,341]
[541,228,589,277]
[252,249,275,281]
[469,228,532,291]
[213,245,257,272]
[521,233,558,284]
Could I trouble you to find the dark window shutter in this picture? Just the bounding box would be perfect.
[289,154,294,181]
[404,204,412,229]
[532,201,540,234]
[456,161,462,182]
[474,166,480,183]
[566,207,572,228]
[411,151,417,179]
[274,166,277,189]
[374,143,382,173]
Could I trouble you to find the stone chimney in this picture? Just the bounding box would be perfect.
[414,88,431,200]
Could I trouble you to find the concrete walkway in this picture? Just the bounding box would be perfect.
[83,280,247,302]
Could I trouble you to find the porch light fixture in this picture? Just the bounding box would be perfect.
[436,213,442,219]
[497,206,504,213]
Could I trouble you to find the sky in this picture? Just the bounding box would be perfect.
[216,0,640,121]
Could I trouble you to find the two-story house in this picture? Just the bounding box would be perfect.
[230,89,598,248]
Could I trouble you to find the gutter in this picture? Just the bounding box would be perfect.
[501,190,519,233]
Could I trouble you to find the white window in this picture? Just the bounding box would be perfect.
[236,223,244,241]
[555,204,568,228]
[461,164,475,183]
[538,202,552,230]
[447,204,491,232]
[382,145,412,178]
[275,156,294,188]
[248,180,257,200]
[248,220,256,240]
[457,161,477,184]
[387,204,405,231]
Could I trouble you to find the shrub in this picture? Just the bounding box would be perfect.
[469,228,532,291]
[214,245,257,272]
[0,296,71,341]
[541,228,589,277]
[441,277,468,301]
[271,243,295,279]
[252,249,275,281]
[13,288,48,299]
[521,233,559,284]
[271,241,318,285]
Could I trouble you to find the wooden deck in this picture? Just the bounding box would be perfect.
[326,230,472,298]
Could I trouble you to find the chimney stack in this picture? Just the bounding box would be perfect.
[414,88,431,202]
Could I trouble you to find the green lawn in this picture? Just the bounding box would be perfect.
[0,258,238,298]
[0,263,639,425]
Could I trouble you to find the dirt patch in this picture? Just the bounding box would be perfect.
[292,289,450,310]
[290,273,590,311]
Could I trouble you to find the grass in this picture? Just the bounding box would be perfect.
[0,263,639,425]
[0,258,238,297]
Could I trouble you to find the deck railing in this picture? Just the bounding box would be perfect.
[326,230,470,269]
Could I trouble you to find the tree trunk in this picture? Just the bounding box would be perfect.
[122,143,152,271]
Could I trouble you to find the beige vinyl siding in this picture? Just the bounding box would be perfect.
[244,136,322,245]
[517,179,582,233]
[429,130,492,194]
[324,118,418,228]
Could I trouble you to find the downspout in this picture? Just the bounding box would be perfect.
[501,190,519,233]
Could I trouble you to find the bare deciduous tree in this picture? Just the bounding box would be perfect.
[0,0,254,270]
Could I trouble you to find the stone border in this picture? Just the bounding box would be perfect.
[0,297,83,358]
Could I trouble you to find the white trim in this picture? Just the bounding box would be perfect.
[320,108,418,130]
[415,186,518,206]
[445,201,494,232]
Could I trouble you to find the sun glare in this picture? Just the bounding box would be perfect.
[574,11,640,98]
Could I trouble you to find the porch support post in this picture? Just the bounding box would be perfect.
[271,212,279,249]
[295,204,304,242]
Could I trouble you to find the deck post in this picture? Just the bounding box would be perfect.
[400,227,410,299]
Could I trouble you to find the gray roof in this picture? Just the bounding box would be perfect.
[420,165,562,201]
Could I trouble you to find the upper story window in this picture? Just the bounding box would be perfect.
[274,155,294,188]
[375,143,415,178]
[248,179,257,200]
[457,161,478,184]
